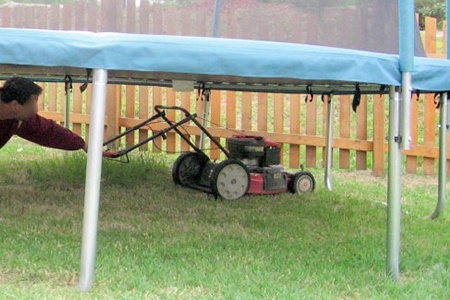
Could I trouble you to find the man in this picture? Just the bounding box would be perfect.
[0,77,88,152]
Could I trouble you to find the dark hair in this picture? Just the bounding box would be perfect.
[0,77,43,105]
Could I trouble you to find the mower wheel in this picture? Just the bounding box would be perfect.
[172,152,207,186]
[210,159,250,200]
[289,171,315,193]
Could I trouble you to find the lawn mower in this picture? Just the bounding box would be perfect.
[104,105,315,200]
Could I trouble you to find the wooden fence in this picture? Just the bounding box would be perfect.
[1,0,449,176]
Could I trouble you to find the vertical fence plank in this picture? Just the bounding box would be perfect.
[38,83,45,111]
[74,1,85,31]
[140,0,149,34]
[34,5,47,29]
[241,5,256,40]
[105,85,119,148]
[406,94,419,173]
[423,94,437,174]
[197,8,207,36]
[12,7,26,28]
[24,6,35,28]
[101,0,118,32]
[48,83,58,114]
[289,94,301,169]
[85,84,92,140]
[224,8,236,38]
[72,83,83,136]
[210,90,221,160]
[226,91,237,130]
[372,95,385,176]
[339,95,351,169]
[61,2,72,30]
[139,86,149,151]
[166,5,177,35]
[114,0,124,32]
[305,97,317,168]
[181,5,191,36]
[241,92,253,131]
[48,4,60,29]
[166,89,176,153]
[288,7,304,44]
[152,87,163,152]
[274,94,284,164]
[152,3,163,34]
[126,0,136,33]
[257,93,268,132]
[356,95,368,170]
[125,86,135,147]
[86,0,97,31]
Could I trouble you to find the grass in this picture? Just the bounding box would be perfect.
[1,138,450,299]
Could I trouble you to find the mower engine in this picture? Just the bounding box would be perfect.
[226,135,287,194]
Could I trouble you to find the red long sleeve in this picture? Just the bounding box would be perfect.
[16,114,85,151]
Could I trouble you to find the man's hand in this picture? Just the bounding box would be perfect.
[82,143,117,158]
[102,151,119,158]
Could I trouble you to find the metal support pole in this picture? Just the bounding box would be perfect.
[324,94,334,191]
[199,90,210,150]
[401,72,412,149]
[387,86,402,281]
[78,69,108,292]
[398,0,414,150]
[430,93,448,219]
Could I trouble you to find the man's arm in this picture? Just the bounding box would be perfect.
[16,114,86,151]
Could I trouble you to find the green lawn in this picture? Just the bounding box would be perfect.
[0,138,449,299]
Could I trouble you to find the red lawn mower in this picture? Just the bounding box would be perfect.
[104,105,315,200]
